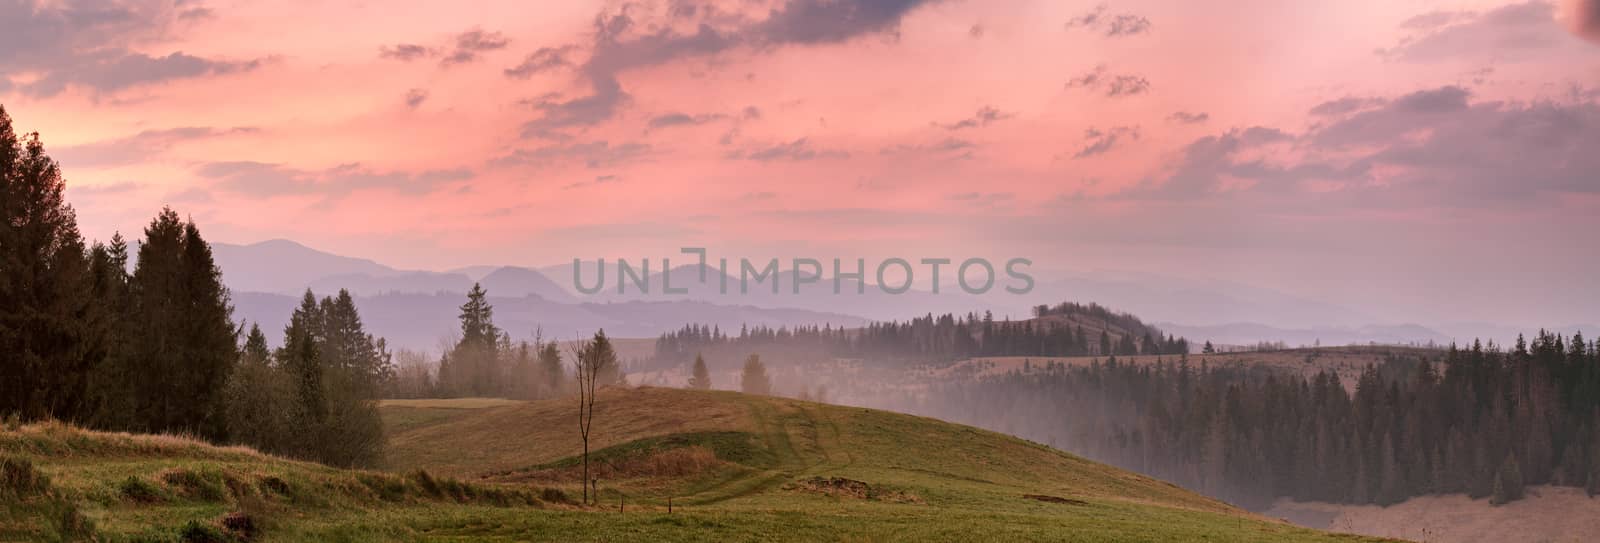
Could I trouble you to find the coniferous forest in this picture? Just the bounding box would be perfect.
[0,106,393,467]
[651,301,1189,369]
[913,334,1600,509]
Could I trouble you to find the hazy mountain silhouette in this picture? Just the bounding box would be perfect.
[1156,322,1453,349]
[213,239,395,294]
[215,240,571,302]
[1024,270,1377,329]
[478,266,575,303]
[545,262,1017,322]
[233,291,867,352]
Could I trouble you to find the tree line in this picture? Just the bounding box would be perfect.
[652,302,1189,372]
[0,106,394,467]
[914,333,1600,509]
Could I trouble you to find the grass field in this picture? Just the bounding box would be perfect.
[3,388,1401,541]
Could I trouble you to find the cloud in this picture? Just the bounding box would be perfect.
[198,161,474,198]
[380,44,434,61]
[1133,86,1600,205]
[0,1,260,97]
[53,126,257,168]
[493,141,652,169]
[1072,125,1140,158]
[1167,111,1210,124]
[726,137,849,161]
[647,111,726,129]
[22,51,260,97]
[66,181,144,197]
[948,192,1014,207]
[518,0,939,134]
[968,24,984,39]
[935,106,1013,130]
[563,174,622,190]
[1065,4,1152,37]
[1308,96,1386,116]
[880,137,976,159]
[441,29,510,66]
[1065,65,1149,97]
[404,89,429,109]
[504,46,575,78]
[1400,10,1476,30]
[1381,2,1570,62]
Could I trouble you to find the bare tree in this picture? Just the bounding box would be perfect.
[568,329,616,505]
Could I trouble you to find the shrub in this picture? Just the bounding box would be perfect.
[50,500,97,541]
[257,475,292,498]
[357,473,409,502]
[161,469,227,502]
[119,476,166,503]
[410,469,441,498]
[1,456,50,498]
[220,511,258,540]
[540,487,571,504]
[178,519,230,543]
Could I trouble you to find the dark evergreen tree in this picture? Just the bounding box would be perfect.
[689,353,712,390]
[741,354,771,395]
[0,106,99,422]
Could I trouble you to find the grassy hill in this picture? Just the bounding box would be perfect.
[4,388,1397,541]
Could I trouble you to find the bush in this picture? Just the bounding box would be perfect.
[1,456,50,498]
[540,487,571,504]
[178,519,230,543]
[50,500,97,541]
[119,476,166,503]
[161,469,227,502]
[257,475,292,499]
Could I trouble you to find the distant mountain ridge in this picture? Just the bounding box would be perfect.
[213,239,1551,351]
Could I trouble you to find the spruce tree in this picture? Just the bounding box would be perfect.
[448,283,500,396]
[689,353,712,390]
[1490,453,1525,505]
[740,354,771,395]
[538,340,563,397]
[0,106,99,422]
[109,209,236,439]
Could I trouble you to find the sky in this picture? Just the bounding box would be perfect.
[3,0,1599,328]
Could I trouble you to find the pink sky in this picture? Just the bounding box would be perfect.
[3,0,1599,326]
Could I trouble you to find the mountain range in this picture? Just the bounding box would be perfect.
[212,239,1571,353]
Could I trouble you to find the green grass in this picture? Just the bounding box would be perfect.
[3,389,1401,542]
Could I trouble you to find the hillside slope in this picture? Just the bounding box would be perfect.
[381,387,1395,542]
[0,389,1396,541]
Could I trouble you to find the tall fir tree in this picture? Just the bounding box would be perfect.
[0,105,99,422]
[689,353,712,390]
[740,354,771,395]
[107,209,236,439]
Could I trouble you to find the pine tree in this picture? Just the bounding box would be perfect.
[688,353,712,390]
[0,106,99,422]
[224,324,293,455]
[741,354,771,395]
[539,340,563,397]
[281,293,326,429]
[105,209,236,439]
[1490,453,1525,505]
[448,283,500,396]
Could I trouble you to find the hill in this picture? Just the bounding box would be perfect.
[380,387,1393,541]
[4,388,1397,541]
